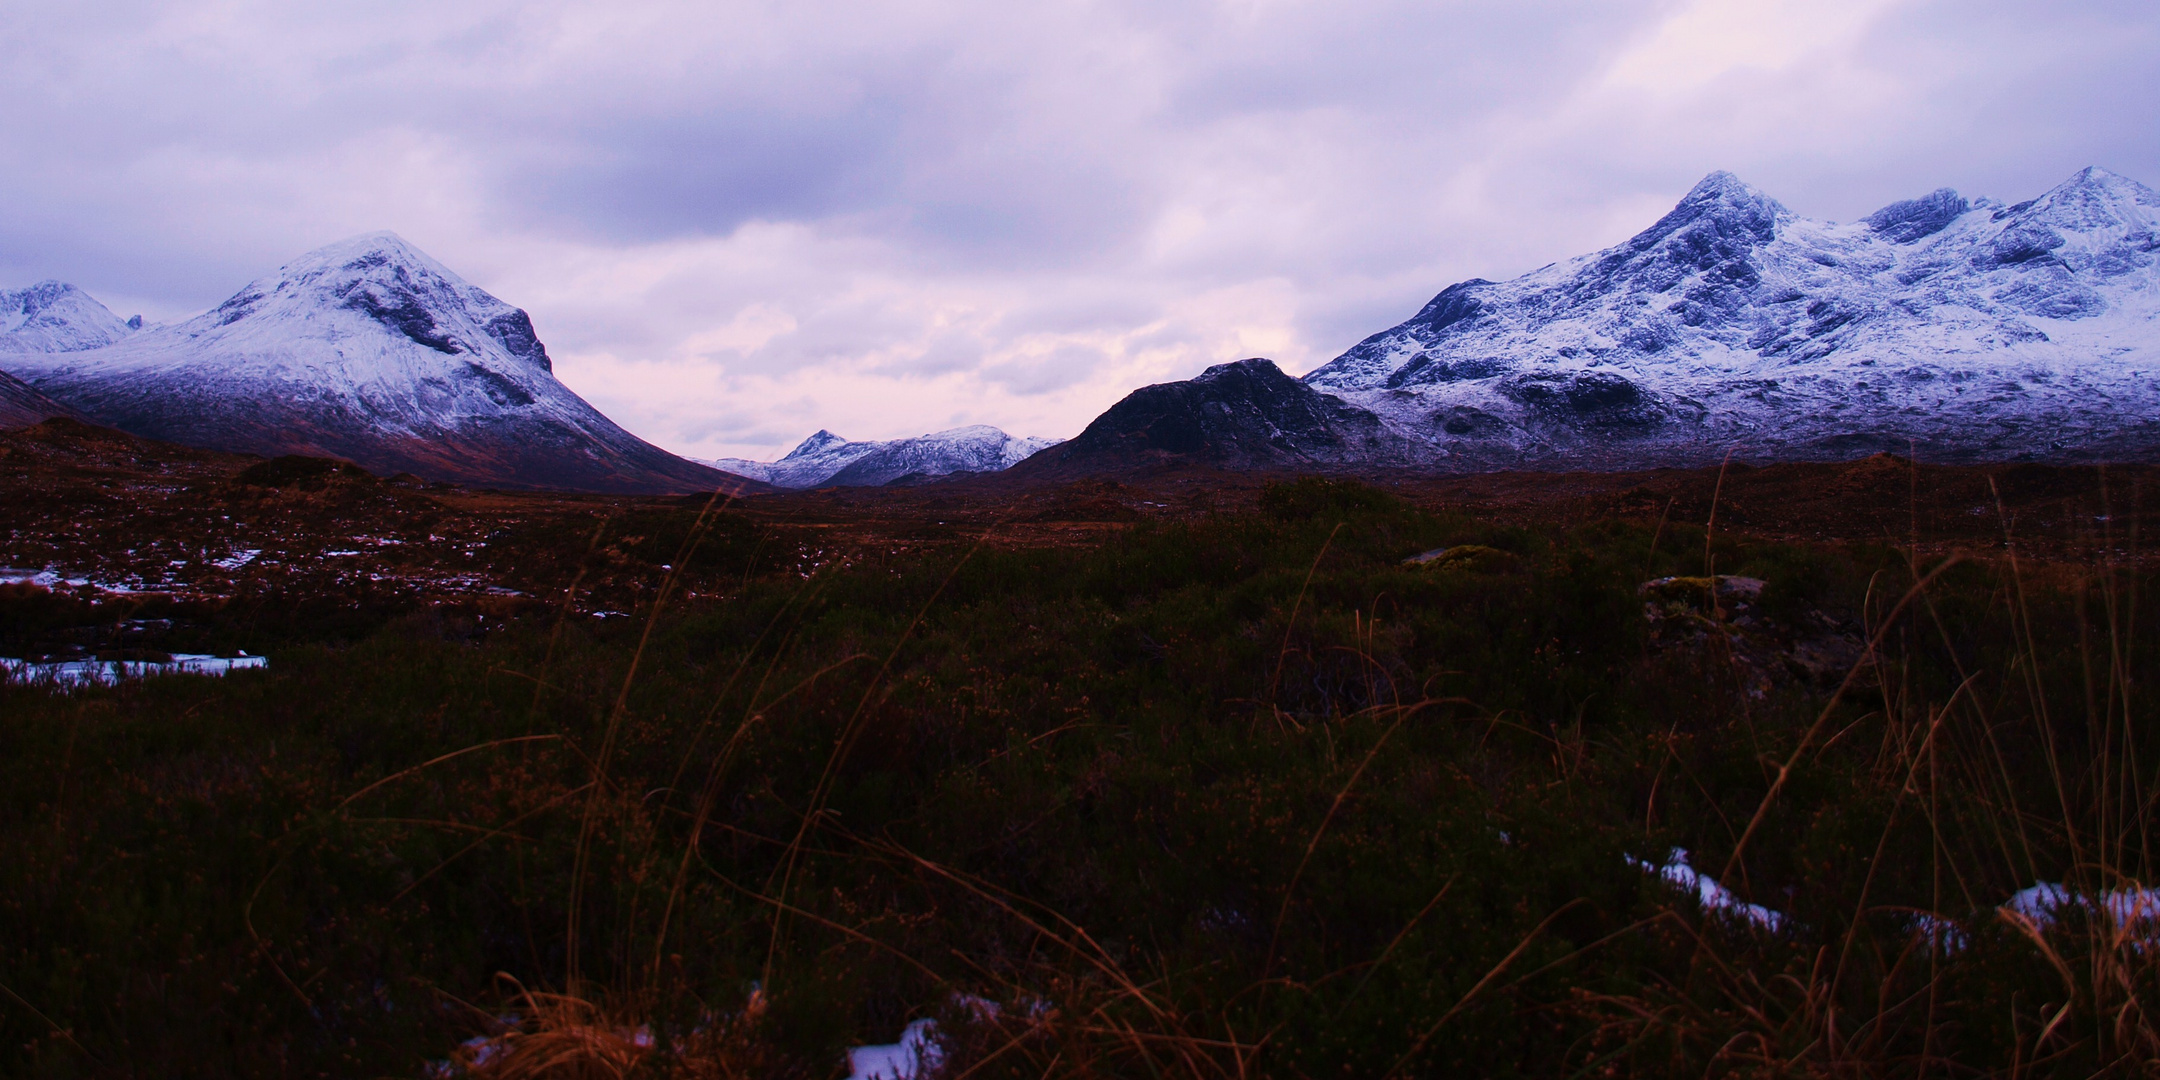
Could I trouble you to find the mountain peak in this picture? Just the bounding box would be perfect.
[1684,169,1755,198]
[1982,166,2160,241]
[198,232,554,372]
[1616,170,1789,268]
[258,231,473,306]
[291,230,440,269]
[1290,164,2160,471]
[712,425,1060,487]
[0,279,137,353]
[2,239,735,494]
[1196,357,1286,382]
[1866,188,1969,243]
[783,430,851,459]
[1672,170,1787,224]
[2044,165,2160,210]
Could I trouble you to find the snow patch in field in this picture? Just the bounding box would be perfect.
[1630,848,1786,931]
[2005,882,2160,933]
[0,567,184,594]
[2,653,266,687]
[213,549,262,570]
[847,1018,941,1080]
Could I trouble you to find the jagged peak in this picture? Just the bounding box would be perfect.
[0,279,134,351]
[1684,170,1757,199]
[2043,165,2160,208]
[1982,166,2160,234]
[5,279,86,307]
[1676,168,1779,212]
[2065,165,2148,189]
[1195,357,1286,382]
[782,430,851,459]
[1866,188,1969,243]
[1624,170,1789,254]
[1675,171,1787,216]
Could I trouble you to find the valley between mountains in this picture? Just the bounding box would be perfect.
[3,168,2160,1079]
[4,166,2156,494]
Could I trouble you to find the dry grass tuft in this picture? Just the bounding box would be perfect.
[454,987,651,1080]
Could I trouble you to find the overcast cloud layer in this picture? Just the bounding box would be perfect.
[3,0,2155,458]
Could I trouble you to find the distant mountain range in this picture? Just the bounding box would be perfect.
[1037,166,2160,476]
[702,426,1060,488]
[0,234,750,494]
[6,165,2154,493]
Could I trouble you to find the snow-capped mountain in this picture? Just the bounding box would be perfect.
[0,233,748,494]
[704,430,877,487]
[705,425,1060,488]
[1303,166,2160,467]
[1,281,139,353]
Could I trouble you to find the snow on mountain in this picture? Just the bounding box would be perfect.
[1303,166,2160,467]
[0,233,748,494]
[704,430,877,487]
[826,426,1060,486]
[703,425,1060,488]
[0,281,138,354]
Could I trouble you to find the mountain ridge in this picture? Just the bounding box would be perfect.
[1300,165,2160,468]
[0,369,83,429]
[0,233,752,494]
[705,425,1061,488]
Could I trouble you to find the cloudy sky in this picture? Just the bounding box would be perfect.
[2,0,2154,459]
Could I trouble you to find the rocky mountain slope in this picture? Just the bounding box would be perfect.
[0,234,750,494]
[706,425,1059,488]
[1012,358,1415,479]
[0,369,81,429]
[1041,166,2160,479]
[1306,166,2160,468]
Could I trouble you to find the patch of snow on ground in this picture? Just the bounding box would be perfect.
[1630,848,1786,932]
[2005,882,2160,934]
[1909,912,1971,954]
[2,653,267,687]
[0,567,181,594]
[847,1018,940,1080]
[213,549,262,570]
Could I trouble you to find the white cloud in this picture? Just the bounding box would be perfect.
[1603,0,1902,97]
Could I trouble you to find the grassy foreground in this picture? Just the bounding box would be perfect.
[2,478,2155,1078]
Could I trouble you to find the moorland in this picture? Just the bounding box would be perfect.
[3,416,2158,1078]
